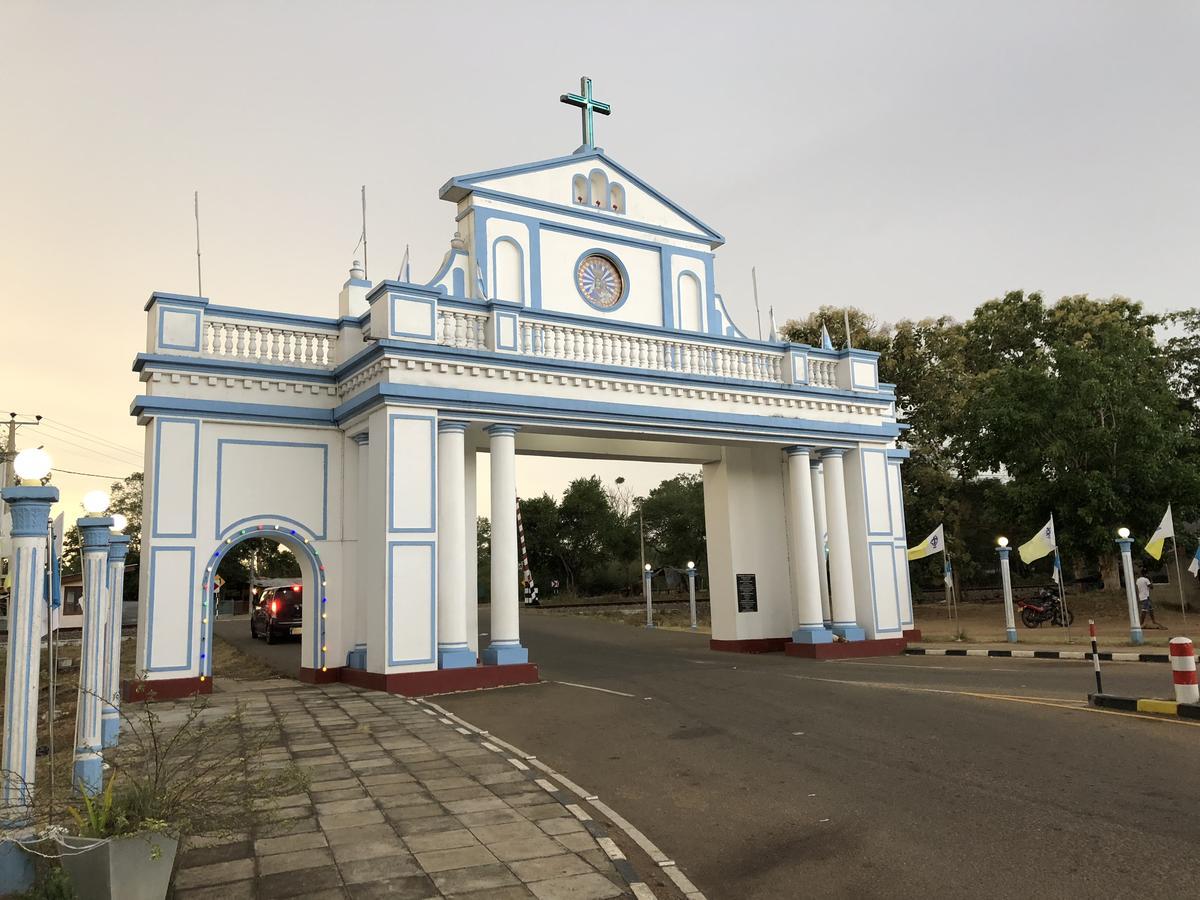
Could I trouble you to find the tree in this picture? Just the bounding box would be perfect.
[638,474,706,572]
[476,516,491,601]
[62,472,144,602]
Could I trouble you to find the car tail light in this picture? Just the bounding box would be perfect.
[270,599,280,615]
[291,584,302,592]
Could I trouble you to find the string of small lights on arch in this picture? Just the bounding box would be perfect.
[200,523,329,680]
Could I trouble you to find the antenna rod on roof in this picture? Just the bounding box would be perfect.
[751,267,763,341]
[844,308,853,350]
[361,185,368,281]
[194,190,203,297]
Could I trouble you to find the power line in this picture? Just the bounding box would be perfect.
[51,467,130,480]
[38,433,142,469]
[37,426,142,464]
[39,418,142,456]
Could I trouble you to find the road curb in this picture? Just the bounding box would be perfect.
[419,698,707,900]
[1088,693,1200,719]
[906,647,1200,664]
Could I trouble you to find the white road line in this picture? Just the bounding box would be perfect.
[554,680,638,698]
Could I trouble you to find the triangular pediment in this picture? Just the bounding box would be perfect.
[439,149,723,247]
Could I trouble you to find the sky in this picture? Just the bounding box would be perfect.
[2,1,1198,518]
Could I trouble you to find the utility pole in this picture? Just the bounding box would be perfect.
[0,412,42,546]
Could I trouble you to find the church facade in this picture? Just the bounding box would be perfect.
[132,81,914,696]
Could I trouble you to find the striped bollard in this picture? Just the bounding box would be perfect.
[1169,637,1198,704]
[1089,619,1102,695]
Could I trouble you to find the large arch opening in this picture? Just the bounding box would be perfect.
[205,525,329,679]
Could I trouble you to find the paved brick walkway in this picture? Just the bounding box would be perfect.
[171,681,647,900]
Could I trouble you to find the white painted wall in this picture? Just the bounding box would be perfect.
[537,229,663,326]
[703,445,793,643]
[843,447,904,639]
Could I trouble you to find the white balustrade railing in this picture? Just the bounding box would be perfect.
[809,357,838,388]
[203,319,337,368]
[436,308,489,350]
[502,317,785,384]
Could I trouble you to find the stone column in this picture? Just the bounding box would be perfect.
[786,448,831,644]
[0,486,57,823]
[436,421,474,668]
[100,534,131,749]
[809,458,832,625]
[821,450,864,641]
[350,433,370,668]
[74,516,113,795]
[484,425,527,664]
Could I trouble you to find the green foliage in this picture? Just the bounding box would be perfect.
[639,474,706,570]
[60,472,143,603]
[21,862,75,900]
[787,295,1200,585]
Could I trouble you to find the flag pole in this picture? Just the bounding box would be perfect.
[944,549,953,623]
[1055,548,1072,643]
[1171,537,1187,625]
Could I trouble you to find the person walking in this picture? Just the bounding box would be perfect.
[1136,569,1164,629]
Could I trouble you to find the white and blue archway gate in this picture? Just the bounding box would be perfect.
[131,135,915,696]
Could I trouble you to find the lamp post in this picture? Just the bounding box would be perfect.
[997,537,1016,643]
[0,450,57,826]
[0,451,57,891]
[1116,528,1143,646]
[74,491,113,795]
[644,564,653,628]
[686,561,697,630]
[101,525,131,749]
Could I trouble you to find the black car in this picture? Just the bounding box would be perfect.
[250,584,303,644]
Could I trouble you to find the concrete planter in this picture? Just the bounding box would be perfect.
[59,832,178,900]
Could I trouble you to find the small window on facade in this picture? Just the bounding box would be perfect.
[589,170,608,208]
[609,183,626,213]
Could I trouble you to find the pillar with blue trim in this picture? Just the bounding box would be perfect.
[1117,534,1144,646]
[73,515,113,795]
[101,534,131,748]
[0,486,57,860]
[785,447,832,645]
[484,424,528,665]
[436,420,475,668]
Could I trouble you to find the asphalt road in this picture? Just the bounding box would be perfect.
[219,611,1200,899]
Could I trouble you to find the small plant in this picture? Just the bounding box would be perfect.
[66,775,115,837]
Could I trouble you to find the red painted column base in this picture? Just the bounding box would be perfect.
[709,637,791,654]
[785,637,908,659]
[122,676,214,702]
[301,663,540,697]
[903,628,923,642]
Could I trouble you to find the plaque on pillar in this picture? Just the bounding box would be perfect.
[735,574,758,613]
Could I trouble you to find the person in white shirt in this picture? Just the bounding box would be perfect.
[1136,570,1163,629]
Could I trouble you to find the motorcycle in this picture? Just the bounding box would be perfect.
[1016,588,1074,628]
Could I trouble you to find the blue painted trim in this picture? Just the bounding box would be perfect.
[426,248,468,296]
[713,293,748,339]
[438,148,725,245]
[494,310,519,351]
[206,304,341,331]
[490,236,526,303]
[850,356,880,391]
[438,646,476,669]
[791,626,834,644]
[389,293,437,340]
[485,424,519,437]
[482,643,528,665]
[831,624,865,641]
[214,439,329,540]
[571,247,631,313]
[335,383,903,444]
[388,413,437,534]
[133,396,335,427]
[157,306,203,352]
[861,448,894,537]
[674,270,705,333]
[437,420,469,433]
[820,448,847,460]
[151,418,200,539]
[886,448,911,460]
[135,353,336,383]
[387,540,437,666]
[997,547,1011,561]
[865,541,905,636]
[145,291,207,311]
[146,546,195,672]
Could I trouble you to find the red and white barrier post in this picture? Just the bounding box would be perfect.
[1169,637,1198,704]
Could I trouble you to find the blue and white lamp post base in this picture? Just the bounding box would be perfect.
[998,540,1018,643]
[1117,533,1144,646]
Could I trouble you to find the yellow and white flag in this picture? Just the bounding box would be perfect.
[1144,504,1174,560]
[907,524,945,561]
[1019,516,1056,564]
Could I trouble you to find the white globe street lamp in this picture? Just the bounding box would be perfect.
[110,513,128,533]
[13,447,52,484]
[686,561,698,629]
[1117,527,1131,539]
[996,536,1009,548]
[82,490,110,515]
